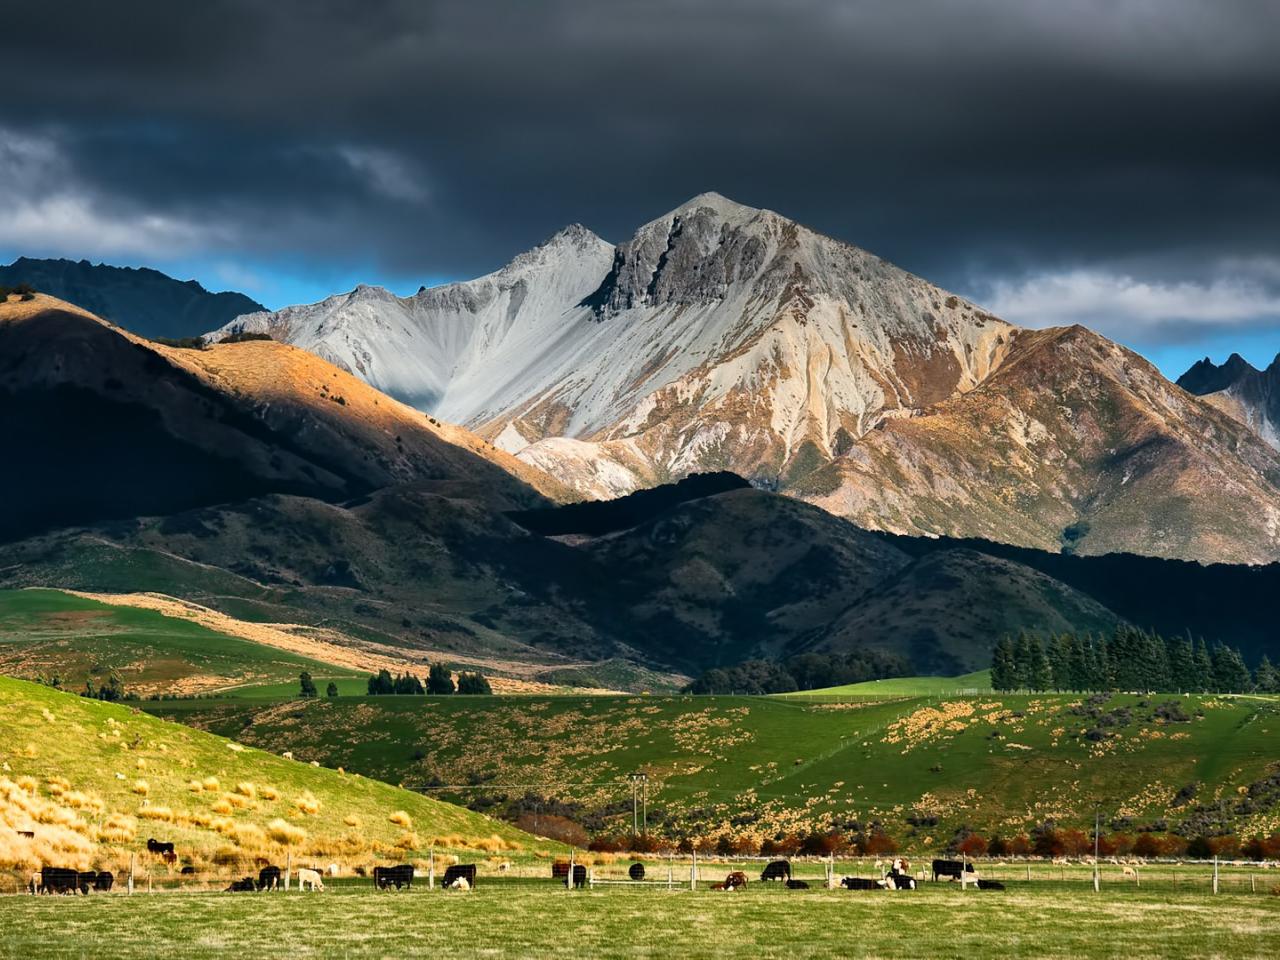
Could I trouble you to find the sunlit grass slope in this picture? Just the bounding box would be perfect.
[0,676,539,878]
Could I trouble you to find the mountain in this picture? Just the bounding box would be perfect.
[1177,352,1280,450]
[212,194,1280,564]
[0,257,265,339]
[0,293,564,541]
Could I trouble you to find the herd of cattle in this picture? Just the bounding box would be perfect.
[24,827,1001,896]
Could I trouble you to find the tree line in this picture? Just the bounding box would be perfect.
[685,649,912,695]
[1,283,36,301]
[990,627,1276,693]
[363,664,492,696]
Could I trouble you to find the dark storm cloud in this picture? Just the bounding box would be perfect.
[2,0,1279,342]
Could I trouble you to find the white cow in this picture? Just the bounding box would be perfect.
[296,868,324,891]
[447,877,471,891]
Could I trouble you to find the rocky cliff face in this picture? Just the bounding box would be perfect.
[1178,352,1280,450]
[209,194,1280,564]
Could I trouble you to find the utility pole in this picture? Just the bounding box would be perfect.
[628,772,648,836]
[1093,807,1101,893]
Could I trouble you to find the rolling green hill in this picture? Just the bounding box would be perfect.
[0,588,361,695]
[778,671,993,698]
[146,689,1280,850]
[0,675,541,878]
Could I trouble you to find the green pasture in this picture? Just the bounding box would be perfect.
[0,881,1275,959]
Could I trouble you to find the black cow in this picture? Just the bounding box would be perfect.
[976,879,1005,890]
[225,877,256,892]
[841,877,883,890]
[16,830,35,839]
[443,864,477,889]
[566,865,587,888]
[93,872,114,892]
[41,867,80,895]
[883,871,915,890]
[551,860,570,879]
[373,864,414,890]
[147,838,176,863]
[785,879,810,889]
[760,860,791,882]
[628,862,645,881]
[932,858,975,882]
[257,866,282,891]
[180,866,196,875]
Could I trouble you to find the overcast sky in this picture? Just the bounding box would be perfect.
[2,0,1278,375]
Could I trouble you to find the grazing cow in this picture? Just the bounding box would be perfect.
[566,865,587,888]
[443,864,477,889]
[41,867,80,895]
[180,866,196,875]
[629,863,645,881]
[257,866,282,891]
[28,872,41,895]
[147,838,175,858]
[1121,866,1137,880]
[281,751,293,760]
[976,879,1005,891]
[497,862,511,872]
[93,872,114,892]
[760,860,791,882]
[373,864,414,890]
[16,830,34,839]
[551,860,571,879]
[722,871,748,890]
[932,858,975,882]
[785,879,810,889]
[225,877,256,892]
[296,868,324,891]
[326,863,340,877]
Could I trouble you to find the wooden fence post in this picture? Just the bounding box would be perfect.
[285,852,291,891]
[691,850,697,891]
[128,853,134,895]
[1025,864,1030,882]
[1212,856,1219,895]
[429,845,435,890]
[667,856,673,891]
[568,850,574,891]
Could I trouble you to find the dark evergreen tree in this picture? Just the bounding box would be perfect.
[990,636,1017,692]
[1255,655,1279,694]
[1047,634,1073,692]
[1027,635,1052,691]
[457,672,493,695]
[1192,638,1214,693]
[1168,635,1197,693]
[298,671,318,698]
[325,681,339,698]
[1211,644,1251,693]
[427,663,455,695]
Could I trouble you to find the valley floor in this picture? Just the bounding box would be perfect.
[0,882,1274,959]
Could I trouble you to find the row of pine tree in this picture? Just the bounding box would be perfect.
[990,627,1277,693]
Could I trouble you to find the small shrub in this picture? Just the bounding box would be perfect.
[389,810,412,829]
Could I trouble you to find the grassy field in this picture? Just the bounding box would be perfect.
[0,589,360,695]
[0,882,1275,959]
[145,689,1280,844]
[0,676,549,883]
[779,670,993,697]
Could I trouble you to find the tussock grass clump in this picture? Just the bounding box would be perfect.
[259,785,280,801]
[232,823,266,846]
[395,831,420,850]
[132,779,149,796]
[235,781,256,798]
[202,776,220,792]
[267,818,307,846]
[97,813,136,843]
[46,775,70,796]
[389,810,412,828]
[210,797,234,815]
[225,792,252,810]
[187,780,204,793]
[63,790,104,815]
[344,814,360,827]
[137,805,174,822]
[294,792,320,815]
[15,776,38,794]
